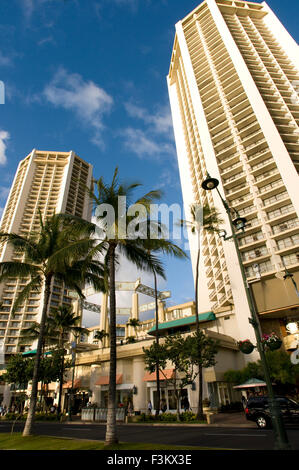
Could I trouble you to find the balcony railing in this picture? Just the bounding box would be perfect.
[263,191,289,207]
[255,168,279,182]
[267,204,295,220]
[272,218,299,235]
[259,179,284,194]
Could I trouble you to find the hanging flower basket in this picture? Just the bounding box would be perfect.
[261,333,282,351]
[238,340,255,354]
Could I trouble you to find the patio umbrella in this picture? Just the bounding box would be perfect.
[233,378,271,389]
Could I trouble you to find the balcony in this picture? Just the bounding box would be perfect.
[239,231,265,248]
[223,171,246,187]
[242,246,269,263]
[245,261,275,279]
[259,179,285,197]
[267,204,295,222]
[263,191,289,207]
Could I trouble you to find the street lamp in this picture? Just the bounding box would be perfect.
[202,174,291,450]
[67,340,77,422]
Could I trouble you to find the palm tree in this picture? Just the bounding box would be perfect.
[94,329,109,347]
[182,203,222,420]
[142,238,188,417]
[20,321,58,411]
[47,305,89,416]
[87,167,166,445]
[0,213,105,436]
[127,318,140,339]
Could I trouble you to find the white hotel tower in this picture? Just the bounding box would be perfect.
[0,150,93,355]
[168,0,299,355]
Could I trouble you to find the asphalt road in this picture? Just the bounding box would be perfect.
[1,421,299,450]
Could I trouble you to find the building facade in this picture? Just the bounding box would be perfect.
[0,150,93,355]
[167,0,299,358]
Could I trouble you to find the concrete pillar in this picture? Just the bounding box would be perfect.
[132,357,147,413]
[158,300,165,323]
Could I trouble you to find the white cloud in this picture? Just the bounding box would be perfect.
[121,127,174,159]
[122,101,176,160]
[0,52,13,67]
[43,68,113,147]
[0,131,10,165]
[124,102,173,135]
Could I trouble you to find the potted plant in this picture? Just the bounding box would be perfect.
[237,339,255,354]
[261,332,282,351]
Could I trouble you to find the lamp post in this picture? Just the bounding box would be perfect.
[67,340,77,422]
[202,174,291,450]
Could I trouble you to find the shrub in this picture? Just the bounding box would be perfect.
[179,411,197,422]
[160,412,177,422]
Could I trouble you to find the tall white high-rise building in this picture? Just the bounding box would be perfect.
[168,0,299,356]
[0,150,93,355]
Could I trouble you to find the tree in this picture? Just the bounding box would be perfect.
[127,318,140,339]
[163,333,199,420]
[224,350,299,387]
[2,351,70,391]
[181,203,222,419]
[142,238,188,417]
[94,329,109,347]
[87,168,166,445]
[0,212,105,436]
[47,305,89,416]
[143,332,216,420]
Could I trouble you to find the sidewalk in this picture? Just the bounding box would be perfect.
[70,412,256,428]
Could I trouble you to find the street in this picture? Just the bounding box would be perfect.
[0,421,299,450]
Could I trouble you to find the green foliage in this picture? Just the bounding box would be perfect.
[179,411,197,422]
[188,330,219,368]
[2,350,71,386]
[224,350,299,386]
[2,412,60,422]
[160,412,177,422]
[126,336,136,344]
[143,342,168,373]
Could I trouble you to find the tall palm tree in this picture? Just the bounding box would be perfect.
[127,318,140,339]
[182,203,222,420]
[20,321,58,411]
[87,167,166,445]
[47,305,89,416]
[94,329,109,347]
[142,238,188,416]
[0,213,105,436]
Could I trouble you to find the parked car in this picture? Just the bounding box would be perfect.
[245,396,299,429]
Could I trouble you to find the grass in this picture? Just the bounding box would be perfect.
[0,433,218,451]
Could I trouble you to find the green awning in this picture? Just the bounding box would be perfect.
[22,349,52,357]
[147,312,216,336]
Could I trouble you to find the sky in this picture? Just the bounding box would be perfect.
[0,0,298,326]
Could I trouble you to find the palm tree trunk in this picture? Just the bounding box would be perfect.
[57,334,64,418]
[194,238,204,421]
[154,270,160,418]
[105,243,118,445]
[23,274,52,436]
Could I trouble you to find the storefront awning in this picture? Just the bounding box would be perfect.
[22,349,52,357]
[63,379,82,389]
[95,374,123,386]
[143,369,174,382]
[147,312,216,336]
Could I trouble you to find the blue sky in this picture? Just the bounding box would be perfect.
[0,0,298,314]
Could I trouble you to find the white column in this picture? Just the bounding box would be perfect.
[132,357,147,413]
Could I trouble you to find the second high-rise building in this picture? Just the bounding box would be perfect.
[0,150,93,355]
[168,0,299,357]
